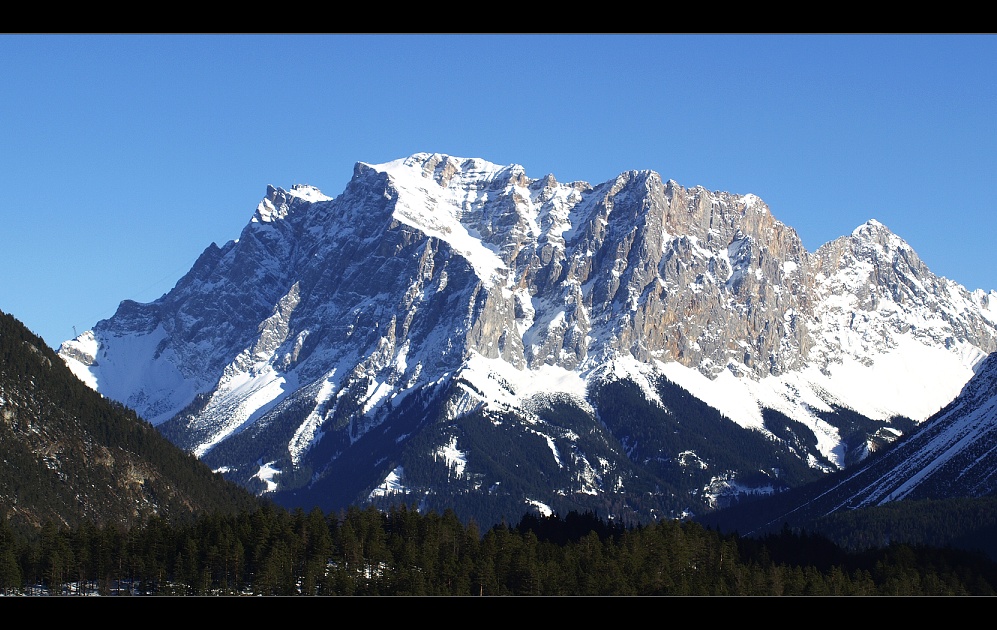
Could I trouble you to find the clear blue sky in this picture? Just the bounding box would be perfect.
[3,33,996,349]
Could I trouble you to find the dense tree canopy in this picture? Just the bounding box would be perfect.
[2,504,995,596]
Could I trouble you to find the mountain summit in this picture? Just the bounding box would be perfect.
[57,153,997,526]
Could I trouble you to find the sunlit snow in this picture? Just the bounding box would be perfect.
[605,356,664,408]
[804,334,976,421]
[368,155,509,288]
[254,461,280,493]
[540,432,563,468]
[457,350,590,411]
[289,371,338,466]
[53,152,997,508]
[370,466,407,498]
[193,365,294,458]
[526,499,553,517]
[436,435,467,478]
[656,361,766,431]
[286,184,332,203]
[60,325,200,425]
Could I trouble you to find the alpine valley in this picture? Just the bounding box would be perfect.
[57,153,997,529]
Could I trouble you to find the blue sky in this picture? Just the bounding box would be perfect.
[3,33,996,349]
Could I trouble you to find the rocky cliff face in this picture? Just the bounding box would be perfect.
[811,220,997,367]
[57,153,997,525]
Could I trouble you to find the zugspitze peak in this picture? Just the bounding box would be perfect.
[57,153,997,525]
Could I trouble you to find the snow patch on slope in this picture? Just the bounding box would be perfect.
[657,360,766,432]
[370,466,407,498]
[61,325,200,425]
[193,366,296,457]
[437,435,468,478]
[601,355,664,407]
[253,461,281,493]
[881,394,997,502]
[289,371,338,466]
[601,337,977,471]
[804,334,976,421]
[457,350,590,412]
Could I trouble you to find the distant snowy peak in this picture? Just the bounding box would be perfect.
[849,219,926,274]
[801,214,997,428]
[362,153,597,291]
[286,184,332,203]
[852,217,891,236]
[814,215,997,357]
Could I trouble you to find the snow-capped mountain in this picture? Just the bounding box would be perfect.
[57,153,997,526]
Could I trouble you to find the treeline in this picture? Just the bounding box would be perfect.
[2,502,996,596]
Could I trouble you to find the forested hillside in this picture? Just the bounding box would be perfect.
[0,309,260,535]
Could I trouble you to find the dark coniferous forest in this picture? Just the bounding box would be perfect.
[2,503,997,596]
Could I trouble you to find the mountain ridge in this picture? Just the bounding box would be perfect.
[56,152,997,526]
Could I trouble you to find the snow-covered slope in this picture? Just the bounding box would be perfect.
[58,153,997,525]
[698,351,997,538]
[826,351,997,506]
